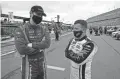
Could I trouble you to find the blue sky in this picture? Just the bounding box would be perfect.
[1,1,120,23]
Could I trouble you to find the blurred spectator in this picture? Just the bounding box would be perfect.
[114,26,117,31]
[89,27,93,35]
[104,26,107,34]
[99,27,103,35]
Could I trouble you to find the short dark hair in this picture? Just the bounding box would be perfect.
[74,20,87,28]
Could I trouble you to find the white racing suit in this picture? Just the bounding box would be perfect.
[65,36,98,79]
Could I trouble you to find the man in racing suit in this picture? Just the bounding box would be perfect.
[65,20,98,79]
[14,5,51,79]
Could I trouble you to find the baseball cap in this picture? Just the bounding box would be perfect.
[30,5,46,16]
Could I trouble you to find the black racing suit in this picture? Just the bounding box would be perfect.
[14,22,51,79]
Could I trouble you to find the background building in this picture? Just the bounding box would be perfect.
[87,8,120,28]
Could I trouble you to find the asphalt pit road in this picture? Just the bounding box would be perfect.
[1,67,21,79]
[46,48,56,55]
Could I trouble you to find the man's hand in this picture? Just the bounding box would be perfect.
[27,43,32,47]
[77,50,87,58]
[42,37,45,41]
[68,50,81,61]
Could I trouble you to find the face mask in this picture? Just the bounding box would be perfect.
[32,15,42,24]
[73,31,83,38]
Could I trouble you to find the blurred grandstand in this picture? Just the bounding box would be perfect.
[87,8,120,28]
[87,8,120,39]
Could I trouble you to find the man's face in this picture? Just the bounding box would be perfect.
[73,24,86,32]
[73,24,86,38]
[31,12,43,17]
[30,12,43,24]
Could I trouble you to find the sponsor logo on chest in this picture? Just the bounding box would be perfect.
[69,39,87,53]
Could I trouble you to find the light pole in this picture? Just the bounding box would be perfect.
[57,15,60,23]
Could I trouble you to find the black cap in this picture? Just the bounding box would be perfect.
[30,5,46,16]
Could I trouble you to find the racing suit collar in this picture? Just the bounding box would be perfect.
[29,22,41,29]
[75,35,87,41]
